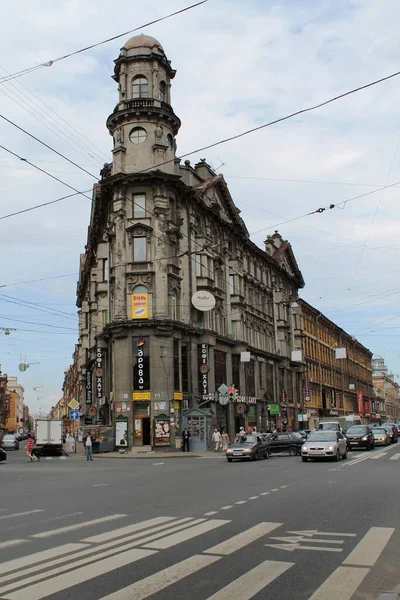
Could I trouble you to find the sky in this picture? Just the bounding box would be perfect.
[1,0,400,414]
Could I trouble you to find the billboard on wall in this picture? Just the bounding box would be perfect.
[357,391,364,416]
[133,337,150,392]
[131,293,149,319]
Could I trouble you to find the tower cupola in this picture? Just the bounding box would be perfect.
[106,34,181,175]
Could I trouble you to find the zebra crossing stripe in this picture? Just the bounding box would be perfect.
[3,549,156,600]
[0,539,27,551]
[389,454,400,460]
[307,566,369,600]
[82,516,177,543]
[0,543,86,577]
[31,514,127,538]
[98,554,221,600]
[205,522,282,556]
[142,519,229,550]
[205,560,294,600]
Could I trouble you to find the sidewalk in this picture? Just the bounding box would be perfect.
[71,446,225,459]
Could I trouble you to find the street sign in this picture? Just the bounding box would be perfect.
[218,384,229,395]
[69,409,79,421]
[219,394,229,406]
[68,399,79,410]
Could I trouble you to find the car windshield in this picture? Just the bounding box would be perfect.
[3,435,15,439]
[347,426,366,434]
[235,436,258,444]
[307,432,337,442]
[372,429,386,434]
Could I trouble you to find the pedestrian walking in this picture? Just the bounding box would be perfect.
[212,428,222,452]
[25,435,34,462]
[85,433,93,461]
[221,430,229,452]
[31,437,40,461]
[238,426,246,440]
[182,428,191,452]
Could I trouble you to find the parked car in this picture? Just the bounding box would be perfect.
[345,425,375,450]
[383,423,398,443]
[225,434,269,462]
[301,430,347,462]
[396,422,400,435]
[371,427,390,447]
[1,434,19,450]
[0,447,7,461]
[266,432,304,456]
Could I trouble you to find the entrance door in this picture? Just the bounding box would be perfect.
[235,416,245,435]
[142,418,151,446]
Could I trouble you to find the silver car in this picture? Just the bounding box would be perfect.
[1,434,19,450]
[301,431,347,462]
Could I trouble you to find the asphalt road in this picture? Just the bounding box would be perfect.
[1,444,400,600]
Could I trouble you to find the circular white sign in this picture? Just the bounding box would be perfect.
[219,395,229,406]
[191,291,216,312]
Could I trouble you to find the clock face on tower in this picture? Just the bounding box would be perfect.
[129,127,147,144]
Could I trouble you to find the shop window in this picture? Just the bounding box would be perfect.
[214,350,227,390]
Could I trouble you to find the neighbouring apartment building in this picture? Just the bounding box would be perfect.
[300,300,374,430]
[75,34,306,449]
[5,376,25,433]
[372,356,400,422]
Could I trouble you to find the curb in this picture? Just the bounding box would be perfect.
[78,453,225,460]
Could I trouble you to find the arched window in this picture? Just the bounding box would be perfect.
[132,76,148,99]
[159,81,166,102]
[133,285,147,294]
[129,127,147,145]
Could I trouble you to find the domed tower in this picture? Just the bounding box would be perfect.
[106,34,181,174]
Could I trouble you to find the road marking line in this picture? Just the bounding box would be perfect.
[142,519,230,550]
[248,496,259,500]
[308,566,369,600]
[345,445,398,467]
[260,492,270,496]
[205,559,294,599]
[271,489,279,492]
[288,530,357,538]
[235,501,247,505]
[97,554,221,600]
[343,527,394,566]
[205,522,282,555]
[0,510,43,521]
[0,543,87,577]
[93,483,110,487]
[271,536,343,545]
[220,506,233,510]
[82,516,176,543]
[31,514,127,538]
[204,511,218,516]
[0,521,199,586]
[0,539,27,551]
[280,485,288,488]
[152,462,164,465]
[2,549,156,600]
[370,453,387,459]
[266,543,342,553]
[389,454,400,460]
[60,456,67,460]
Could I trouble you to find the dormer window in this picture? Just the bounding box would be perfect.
[132,75,148,99]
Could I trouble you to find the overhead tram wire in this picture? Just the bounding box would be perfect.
[0,63,109,164]
[0,1,208,84]
[0,190,92,221]
[0,114,98,178]
[0,145,92,201]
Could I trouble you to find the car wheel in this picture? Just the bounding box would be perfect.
[288,446,297,457]
[367,443,371,451]
[342,449,347,459]
[251,452,257,461]
[335,450,340,462]
[227,458,233,463]
[264,451,269,459]
[302,457,308,462]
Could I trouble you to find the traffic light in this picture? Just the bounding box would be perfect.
[234,388,239,402]
[229,386,235,402]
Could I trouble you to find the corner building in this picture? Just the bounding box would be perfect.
[77,35,305,449]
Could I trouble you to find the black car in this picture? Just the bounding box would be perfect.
[345,425,375,450]
[225,435,269,462]
[266,432,304,456]
[0,447,7,462]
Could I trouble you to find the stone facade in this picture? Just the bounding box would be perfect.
[76,35,305,448]
[372,356,400,422]
[300,299,374,429]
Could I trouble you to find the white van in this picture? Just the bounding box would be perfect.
[318,415,362,434]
